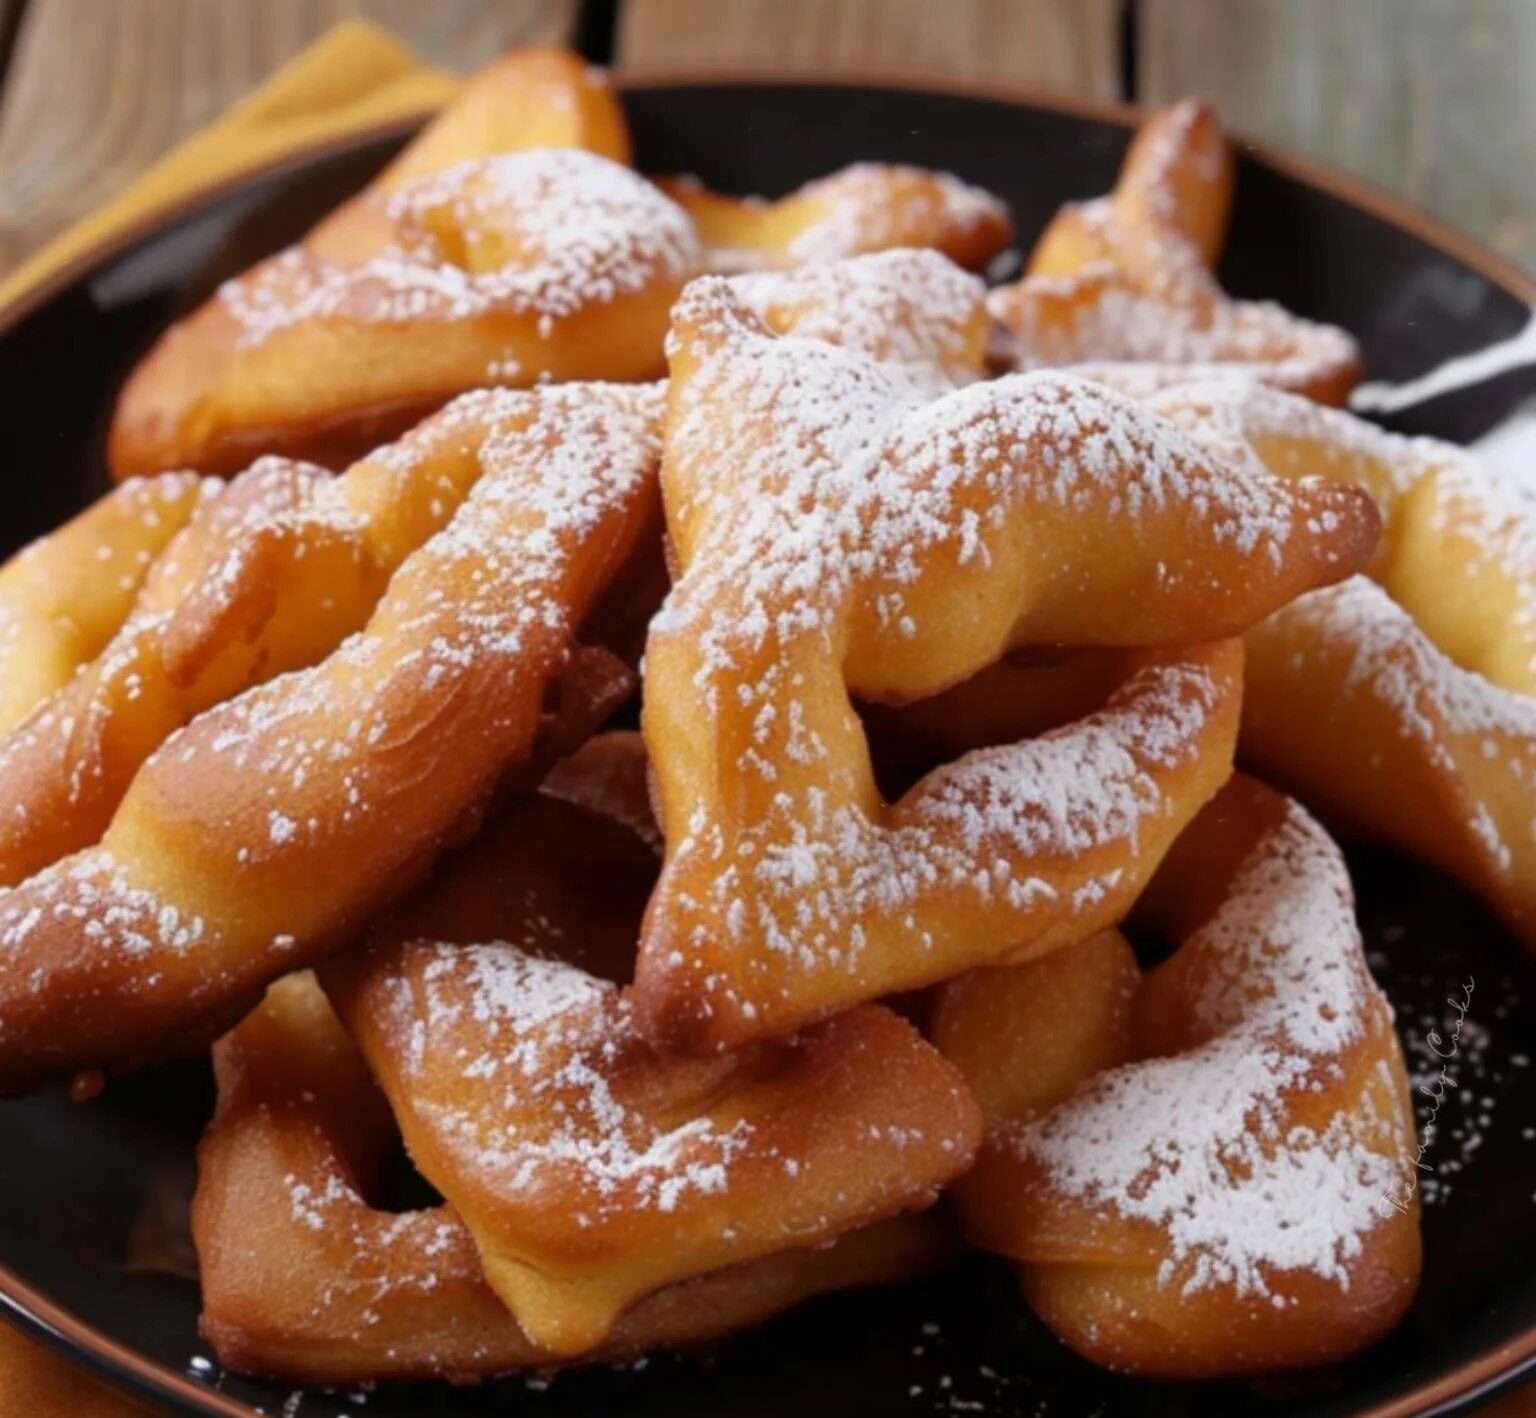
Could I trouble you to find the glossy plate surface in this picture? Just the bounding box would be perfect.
[0,80,1533,1418]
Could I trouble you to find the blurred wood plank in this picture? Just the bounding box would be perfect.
[0,1322,153,1416]
[0,0,577,275]
[616,0,1121,99]
[1139,0,1536,273]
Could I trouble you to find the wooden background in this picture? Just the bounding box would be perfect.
[0,1,1532,1415]
[0,0,1534,278]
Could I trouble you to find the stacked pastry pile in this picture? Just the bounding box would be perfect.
[4,45,1528,1387]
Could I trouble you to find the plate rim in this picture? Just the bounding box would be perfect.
[0,72,1533,1418]
[0,69,1531,343]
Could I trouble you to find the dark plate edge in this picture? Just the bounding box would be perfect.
[0,73,1531,1418]
[0,70,1532,343]
[0,1267,248,1416]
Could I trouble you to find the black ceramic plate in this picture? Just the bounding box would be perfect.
[0,79,1534,1418]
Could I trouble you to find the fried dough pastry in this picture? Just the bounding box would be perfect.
[633,269,1379,1051]
[109,50,695,477]
[0,383,662,889]
[862,646,1183,796]
[197,972,954,1384]
[540,728,661,851]
[1149,376,1536,694]
[657,162,1012,274]
[376,48,631,188]
[322,778,981,1356]
[932,776,1422,1377]
[1245,578,1536,947]
[988,101,1360,404]
[0,473,211,735]
[0,384,661,1092]
[732,248,991,382]
[1144,375,1536,945]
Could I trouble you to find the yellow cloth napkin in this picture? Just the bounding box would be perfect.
[0,19,462,312]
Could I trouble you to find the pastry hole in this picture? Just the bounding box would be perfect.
[860,646,1135,801]
[366,1137,446,1215]
[1124,923,1178,972]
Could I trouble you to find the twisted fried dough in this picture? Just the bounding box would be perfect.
[1144,375,1536,946]
[196,972,954,1384]
[540,729,662,852]
[631,269,1379,1052]
[861,647,1182,797]
[0,383,661,1091]
[731,248,991,383]
[657,162,1012,274]
[322,775,980,1356]
[375,48,631,188]
[933,776,1422,1377]
[1148,376,1536,694]
[0,383,662,889]
[988,101,1360,404]
[109,49,694,477]
[0,473,210,735]
[1246,578,1536,947]
[1029,99,1232,279]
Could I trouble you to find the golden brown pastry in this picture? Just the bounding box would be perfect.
[0,81,1479,1394]
[376,48,632,186]
[195,972,954,1385]
[108,49,695,477]
[539,728,662,851]
[1028,99,1233,279]
[0,473,211,734]
[1147,376,1536,694]
[988,101,1361,404]
[0,382,662,889]
[932,776,1422,1377]
[657,162,1012,274]
[322,778,981,1356]
[632,264,1379,1052]
[0,383,660,1091]
[729,247,992,381]
[1146,375,1536,947]
[1245,577,1536,947]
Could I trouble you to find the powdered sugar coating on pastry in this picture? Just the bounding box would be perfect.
[0,382,664,1088]
[221,150,699,347]
[634,269,1375,1048]
[1014,796,1409,1298]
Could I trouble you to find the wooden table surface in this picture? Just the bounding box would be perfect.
[0,1,1532,1415]
[0,0,1533,278]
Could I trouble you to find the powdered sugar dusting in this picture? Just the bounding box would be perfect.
[729,249,985,385]
[0,454,360,866]
[0,472,217,743]
[989,99,1357,397]
[0,383,662,1055]
[989,249,1359,397]
[1273,576,1536,751]
[1010,798,1412,1297]
[679,656,1227,977]
[1255,575,1536,879]
[681,163,1008,274]
[660,279,1314,674]
[153,380,661,812]
[786,164,1006,264]
[638,276,1318,1027]
[220,150,697,347]
[1149,373,1536,692]
[389,942,750,1217]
